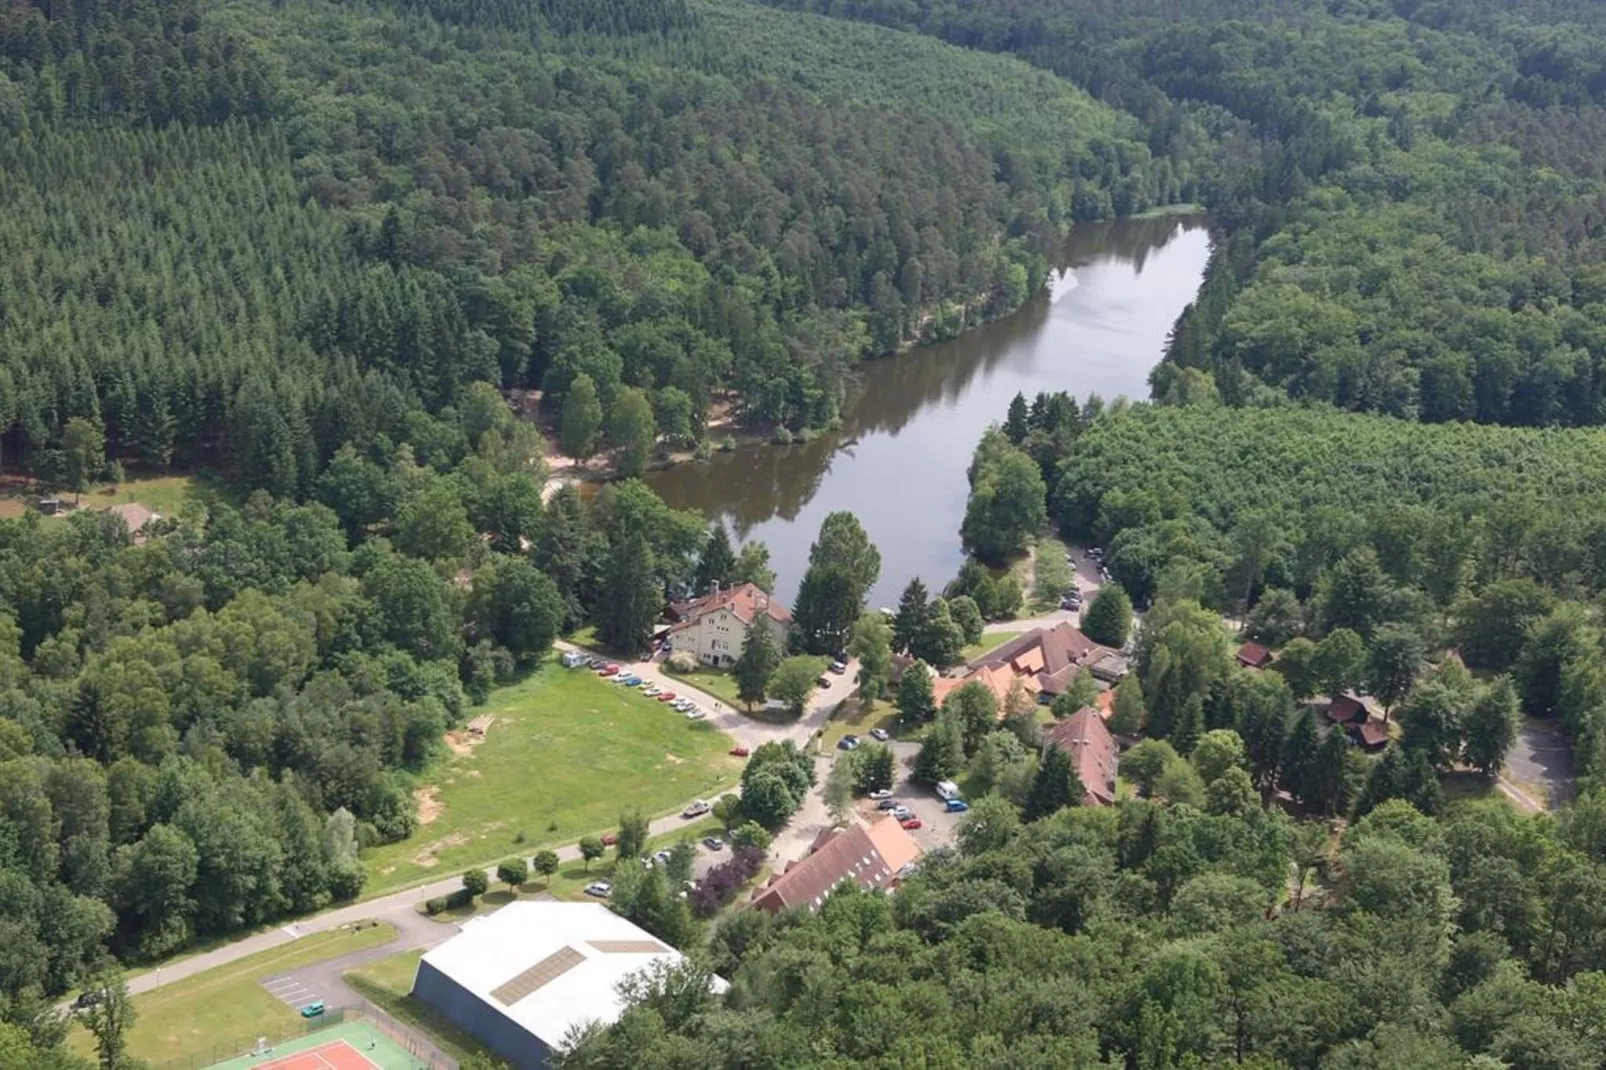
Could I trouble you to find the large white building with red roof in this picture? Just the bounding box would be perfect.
[665,583,791,667]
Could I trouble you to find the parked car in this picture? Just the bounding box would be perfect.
[891,805,913,821]
[299,1002,326,1019]
[682,799,711,818]
[587,656,607,669]
[829,660,847,674]
[621,676,643,686]
[584,881,612,898]
[674,699,696,712]
[703,836,725,851]
[653,849,672,865]
[1060,597,1081,611]
[868,789,893,800]
[900,817,923,830]
[598,664,620,676]
[642,686,661,697]
[729,745,750,757]
[869,728,890,742]
[816,675,832,688]
[686,708,707,721]
[837,735,859,751]
[656,691,677,702]
[877,798,901,811]
[945,798,971,813]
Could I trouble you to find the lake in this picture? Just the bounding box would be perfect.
[647,214,1211,608]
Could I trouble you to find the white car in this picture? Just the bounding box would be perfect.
[673,698,694,711]
[642,686,662,697]
[685,708,707,721]
[868,789,893,800]
[584,881,612,898]
[682,799,711,818]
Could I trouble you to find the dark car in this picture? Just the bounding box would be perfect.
[816,675,832,688]
[837,735,859,751]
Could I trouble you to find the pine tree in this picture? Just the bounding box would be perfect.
[1004,391,1030,444]
[912,599,965,668]
[893,578,930,654]
[1025,743,1086,820]
[598,534,658,655]
[733,616,780,709]
[1109,675,1146,736]
[694,521,738,596]
[1279,707,1321,802]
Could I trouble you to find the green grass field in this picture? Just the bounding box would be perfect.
[961,632,1022,663]
[69,923,396,1067]
[665,665,746,708]
[344,952,490,1065]
[362,666,743,894]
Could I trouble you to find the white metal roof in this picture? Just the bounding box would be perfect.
[418,901,723,1049]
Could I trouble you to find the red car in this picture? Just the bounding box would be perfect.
[597,664,620,676]
[601,832,618,846]
[900,817,922,830]
[656,691,677,702]
[729,746,750,757]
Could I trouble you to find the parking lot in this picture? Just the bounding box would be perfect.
[851,741,966,853]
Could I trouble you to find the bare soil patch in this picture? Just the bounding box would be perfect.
[415,787,444,826]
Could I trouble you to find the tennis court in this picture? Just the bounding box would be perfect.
[202,1020,438,1070]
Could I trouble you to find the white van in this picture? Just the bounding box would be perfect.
[935,780,961,801]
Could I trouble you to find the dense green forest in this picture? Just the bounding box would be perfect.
[564,794,1606,1069]
[0,0,1180,490]
[770,0,1606,427]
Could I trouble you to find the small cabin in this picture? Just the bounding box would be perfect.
[37,497,63,515]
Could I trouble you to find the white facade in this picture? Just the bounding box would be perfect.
[668,604,789,667]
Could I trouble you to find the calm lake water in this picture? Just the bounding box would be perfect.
[647,214,1211,608]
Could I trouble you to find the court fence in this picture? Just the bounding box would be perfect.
[152,1000,459,1070]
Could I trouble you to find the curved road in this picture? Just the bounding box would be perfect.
[120,643,850,999]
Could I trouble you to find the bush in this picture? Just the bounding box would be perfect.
[423,897,448,916]
[461,868,488,898]
[445,888,473,909]
[689,845,767,918]
[664,650,700,674]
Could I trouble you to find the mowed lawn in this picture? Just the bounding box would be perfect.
[961,631,1021,662]
[363,666,743,893]
[344,950,489,1065]
[69,923,396,1067]
[667,665,745,709]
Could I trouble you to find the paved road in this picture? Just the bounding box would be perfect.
[1502,718,1576,811]
[121,644,852,1000]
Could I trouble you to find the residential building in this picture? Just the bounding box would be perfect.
[411,901,726,1070]
[932,622,1126,710]
[1040,706,1119,806]
[750,815,921,915]
[1235,641,1274,669]
[107,503,159,545]
[665,583,791,667]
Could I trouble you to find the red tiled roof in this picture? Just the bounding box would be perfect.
[969,622,1118,697]
[749,817,920,915]
[1354,719,1390,747]
[1040,707,1119,806]
[668,583,791,633]
[1327,694,1365,724]
[1236,642,1274,668]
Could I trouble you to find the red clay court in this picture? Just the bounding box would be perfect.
[249,1040,381,1070]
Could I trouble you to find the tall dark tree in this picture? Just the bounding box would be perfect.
[892,578,930,655]
[1025,744,1086,821]
[733,617,781,709]
[598,534,659,654]
[694,522,738,596]
[791,513,880,655]
[1003,392,1030,445]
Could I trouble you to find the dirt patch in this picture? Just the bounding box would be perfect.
[415,787,444,826]
[662,753,685,765]
[411,832,468,868]
[444,732,476,757]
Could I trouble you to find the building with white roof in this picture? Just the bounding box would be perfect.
[410,901,724,1069]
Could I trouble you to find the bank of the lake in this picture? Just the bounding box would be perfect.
[646,214,1211,607]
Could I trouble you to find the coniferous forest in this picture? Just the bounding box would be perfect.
[8,0,1606,1067]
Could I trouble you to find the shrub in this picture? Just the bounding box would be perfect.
[665,651,700,674]
[423,897,448,916]
[689,845,767,917]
